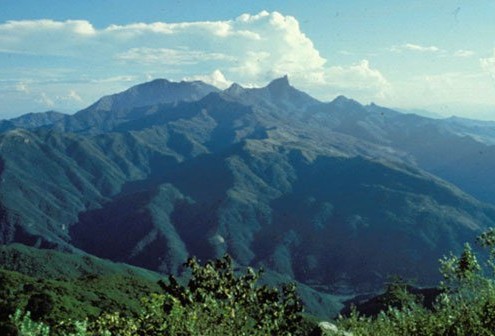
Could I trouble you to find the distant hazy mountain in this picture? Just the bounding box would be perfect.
[290,100,495,204]
[95,79,220,109]
[222,75,320,113]
[1,76,495,304]
[0,110,67,132]
[395,107,445,119]
[51,79,220,133]
[442,116,495,145]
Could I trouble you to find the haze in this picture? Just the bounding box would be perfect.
[1,0,495,120]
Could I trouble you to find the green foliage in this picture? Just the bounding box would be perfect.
[8,308,91,336]
[0,267,161,334]
[2,254,312,335]
[336,232,495,335]
[152,254,306,335]
[0,244,161,282]
[11,309,50,336]
[381,276,419,310]
[83,255,308,335]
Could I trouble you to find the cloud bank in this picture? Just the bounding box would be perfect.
[0,11,390,115]
[0,11,493,118]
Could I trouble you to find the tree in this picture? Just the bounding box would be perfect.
[156,254,305,335]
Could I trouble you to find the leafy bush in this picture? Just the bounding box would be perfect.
[3,253,313,335]
[159,255,304,333]
[336,232,495,336]
[87,254,307,335]
[10,309,50,336]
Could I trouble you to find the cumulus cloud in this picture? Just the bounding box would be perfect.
[0,20,98,56]
[184,70,232,89]
[0,12,329,85]
[0,12,390,113]
[324,60,391,99]
[0,12,324,73]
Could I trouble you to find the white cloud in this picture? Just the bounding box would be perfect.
[390,44,476,59]
[1,19,95,35]
[454,49,474,58]
[0,12,326,84]
[0,12,493,119]
[15,82,30,93]
[66,90,83,102]
[0,12,327,83]
[34,90,85,110]
[0,20,97,56]
[184,70,232,89]
[390,71,495,111]
[91,76,137,84]
[302,60,390,102]
[0,12,389,113]
[391,43,441,53]
[481,50,495,79]
[36,92,54,108]
[325,60,390,96]
[116,48,234,65]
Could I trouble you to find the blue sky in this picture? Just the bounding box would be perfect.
[1,0,495,119]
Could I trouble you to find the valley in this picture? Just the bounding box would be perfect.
[1,77,495,320]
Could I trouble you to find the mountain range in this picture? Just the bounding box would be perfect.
[1,77,495,315]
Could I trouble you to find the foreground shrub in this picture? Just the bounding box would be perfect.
[153,254,305,335]
[336,232,495,336]
[10,309,50,336]
[7,254,309,335]
[85,254,307,335]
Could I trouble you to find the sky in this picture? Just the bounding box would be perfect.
[1,0,495,119]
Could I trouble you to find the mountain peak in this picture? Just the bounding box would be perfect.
[224,82,245,96]
[82,78,220,112]
[332,95,351,103]
[147,78,171,85]
[267,75,290,89]
[331,95,362,108]
[259,75,320,110]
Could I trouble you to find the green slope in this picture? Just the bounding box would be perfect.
[0,243,345,319]
[1,77,495,317]
[0,244,163,331]
[0,243,161,281]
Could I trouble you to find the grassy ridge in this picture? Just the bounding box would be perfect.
[0,243,162,281]
[0,268,160,322]
[0,243,346,320]
[0,246,324,335]
[0,244,164,331]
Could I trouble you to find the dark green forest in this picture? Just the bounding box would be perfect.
[3,229,495,335]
